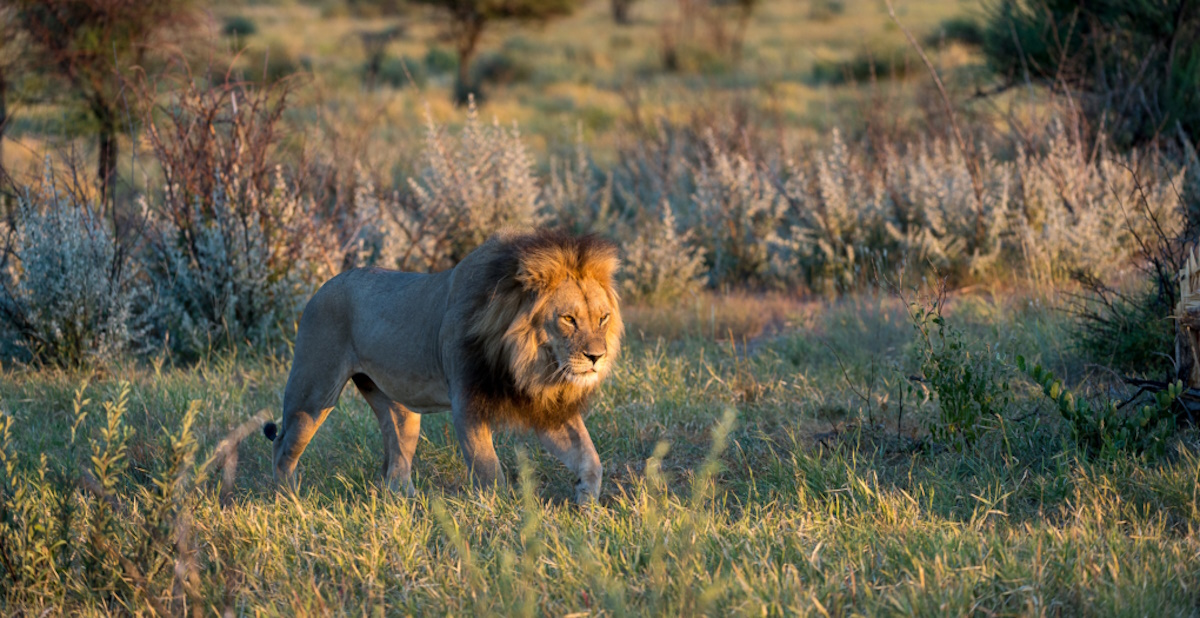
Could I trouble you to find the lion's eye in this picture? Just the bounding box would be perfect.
[561,315,576,327]
[600,313,610,326]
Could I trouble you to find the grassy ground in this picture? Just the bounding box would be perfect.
[2,288,1198,615]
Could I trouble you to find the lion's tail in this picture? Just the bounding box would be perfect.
[263,421,278,441]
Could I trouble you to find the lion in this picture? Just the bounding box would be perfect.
[262,229,623,503]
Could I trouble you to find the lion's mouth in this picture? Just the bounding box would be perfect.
[563,366,601,385]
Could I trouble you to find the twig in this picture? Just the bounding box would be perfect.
[884,0,981,201]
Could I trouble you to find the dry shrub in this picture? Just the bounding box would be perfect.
[373,100,544,272]
[141,75,338,355]
[621,202,707,306]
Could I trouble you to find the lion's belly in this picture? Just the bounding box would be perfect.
[374,375,452,413]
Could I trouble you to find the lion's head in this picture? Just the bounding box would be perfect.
[465,231,623,424]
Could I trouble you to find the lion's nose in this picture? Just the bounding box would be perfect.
[584,351,604,365]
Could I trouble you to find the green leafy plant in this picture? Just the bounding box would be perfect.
[1018,356,1178,459]
[909,295,1012,451]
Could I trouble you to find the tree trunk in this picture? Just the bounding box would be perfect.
[97,105,117,207]
[0,66,7,184]
[611,0,632,25]
[454,16,484,106]
[1176,248,1200,390]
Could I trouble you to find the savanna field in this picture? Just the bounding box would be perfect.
[3,0,1200,615]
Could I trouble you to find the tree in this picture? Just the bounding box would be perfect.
[412,0,576,104]
[610,0,638,25]
[7,0,193,204]
[707,0,759,63]
[0,5,28,185]
[981,0,1200,147]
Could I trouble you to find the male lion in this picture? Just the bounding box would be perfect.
[263,229,622,503]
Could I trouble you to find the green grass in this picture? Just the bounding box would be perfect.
[2,290,1199,614]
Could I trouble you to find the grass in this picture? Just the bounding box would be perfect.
[2,289,1199,614]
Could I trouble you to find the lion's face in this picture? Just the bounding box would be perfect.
[542,277,620,387]
[473,231,624,401]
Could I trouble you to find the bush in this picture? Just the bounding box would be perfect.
[1070,277,1177,378]
[0,177,148,367]
[424,46,458,74]
[691,132,788,288]
[923,16,983,47]
[221,15,257,38]
[809,44,911,85]
[909,292,1013,451]
[621,203,707,305]
[373,55,426,88]
[543,135,617,235]
[777,131,887,293]
[471,52,532,87]
[1012,127,1184,283]
[1019,356,1178,459]
[142,79,336,356]
[376,100,545,272]
[982,0,1200,147]
[239,43,305,84]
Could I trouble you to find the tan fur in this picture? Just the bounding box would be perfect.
[266,229,622,501]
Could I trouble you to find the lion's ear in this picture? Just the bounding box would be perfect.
[515,247,572,292]
[580,249,620,286]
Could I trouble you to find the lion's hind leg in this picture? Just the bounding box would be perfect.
[352,374,421,496]
[273,366,350,489]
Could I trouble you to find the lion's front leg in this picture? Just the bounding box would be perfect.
[451,402,505,492]
[536,413,602,504]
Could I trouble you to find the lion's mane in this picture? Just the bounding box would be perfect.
[461,230,623,430]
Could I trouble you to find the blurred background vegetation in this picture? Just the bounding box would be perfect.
[0,0,1197,371]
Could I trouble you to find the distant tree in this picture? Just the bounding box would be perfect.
[357,25,406,90]
[411,0,577,104]
[7,0,194,204]
[610,0,639,25]
[709,0,759,63]
[982,0,1200,147]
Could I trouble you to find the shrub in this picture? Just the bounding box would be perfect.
[691,132,788,288]
[221,15,257,38]
[1011,128,1184,283]
[1069,276,1177,378]
[142,79,336,356]
[908,292,1013,451]
[778,130,892,293]
[374,55,427,88]
[0,175,148,367]
[885,140,1010,283]
[471,52,532,87]
[424,46,458,74]
[1019,356,1178,459]
[923,16,983,47]
[621,203,707,306]
[543,135,617,235]
[809,44,911,85]
[144,176,330,355]
[378,100,545,272]
[982,0,1200,147]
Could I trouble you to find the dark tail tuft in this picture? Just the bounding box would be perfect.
[263,421,278,441]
